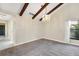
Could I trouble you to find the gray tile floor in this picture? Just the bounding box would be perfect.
[0,39,79,56]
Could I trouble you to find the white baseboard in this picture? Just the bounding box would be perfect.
[13,38,40,47]
[43,38,79,47]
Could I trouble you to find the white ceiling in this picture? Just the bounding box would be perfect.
[26,3,44,14]
[0,3,59,19]
[0,3,23,15]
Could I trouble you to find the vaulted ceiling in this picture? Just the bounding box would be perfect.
[0,3,64,20]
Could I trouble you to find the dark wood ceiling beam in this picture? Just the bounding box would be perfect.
[19,3,29,16]
[47,3,64,15]
[39,3,64,21]
[32,3,49,19]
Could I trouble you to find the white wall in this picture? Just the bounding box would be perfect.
[13,14,45,45]
[43,3,79,42]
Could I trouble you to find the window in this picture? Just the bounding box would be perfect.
[69,20,79,40]
[0,24,5,36]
